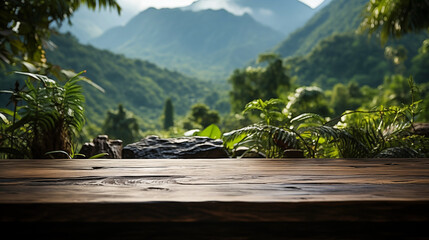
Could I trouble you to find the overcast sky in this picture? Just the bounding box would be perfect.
[117,0,325,15]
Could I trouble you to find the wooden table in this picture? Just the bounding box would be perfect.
[1,158,429,239]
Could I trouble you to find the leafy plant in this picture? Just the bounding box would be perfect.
[223,94,428,159]
[224,99,322,158]
[0,71,99,158]
[229,54,290,113]
[0,0,120,68]
[183,103,220,130]
[332,103,426,158]
[359,0,429,44]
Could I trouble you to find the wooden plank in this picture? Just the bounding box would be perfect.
[1,158,429,239]
[1,158,429,203]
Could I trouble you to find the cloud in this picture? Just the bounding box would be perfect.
[118,0,198,14]
[189,0,253,16]
[298,0,325,9]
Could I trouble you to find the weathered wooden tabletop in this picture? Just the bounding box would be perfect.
[1,158,429,203]
[1,158,429,239]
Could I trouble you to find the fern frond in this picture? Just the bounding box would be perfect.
[331,128,371,158]
[223,124,263,147]
[291,113,326,125]
[223,124,299,158]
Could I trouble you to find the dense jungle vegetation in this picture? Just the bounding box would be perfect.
[1,0,428,159]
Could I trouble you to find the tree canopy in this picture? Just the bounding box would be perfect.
[0,0,121,68]
[360,0,429,44]
[229,54,290,113]
[184,103,220,129]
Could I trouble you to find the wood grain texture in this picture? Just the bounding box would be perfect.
[1,158,429,239]
[1,158,429,203]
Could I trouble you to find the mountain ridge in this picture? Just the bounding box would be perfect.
[275,0,429,89]
[89,7,283,81]
[63,0,327,43]
[46,33,216,128]
[183,0,323,36]
[273,0,367,58]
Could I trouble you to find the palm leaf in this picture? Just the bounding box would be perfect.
[15,71,57,87]
[291,113,326,125]
[65,71,105,93]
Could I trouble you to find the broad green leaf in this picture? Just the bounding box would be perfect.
[224,133,247,150]
[197,124,222,139]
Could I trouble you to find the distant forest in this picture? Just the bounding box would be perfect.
[1,0,428,159]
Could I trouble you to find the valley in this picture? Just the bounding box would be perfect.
[1,0,428,151]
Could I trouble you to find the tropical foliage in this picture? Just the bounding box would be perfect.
[0,0,120,68]
[229,54,290,113]
[0,33,218,132]
[1,0,428,159]
[273,0,369,58]
[223,91,428,158]
[359,0,429,44]
[284,32,429,88]
[0,71,95,158]
[182,103,220,130]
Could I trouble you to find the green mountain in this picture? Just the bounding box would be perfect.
[1,33,218,129]
[62,0,328,44]
[184,0,326,36]
[273,0,368,58]
[285,32,429,89]
[62,0,329,45]
[270,0,428,89]
[89,8,283,81]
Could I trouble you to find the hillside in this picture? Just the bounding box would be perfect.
[1,33,218,129]
[285,32,429,89]
[184,0,322,36]
[273,0,367,58]
[89,8,283,81]
[62,0,327,45]
[268,0,429,89]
